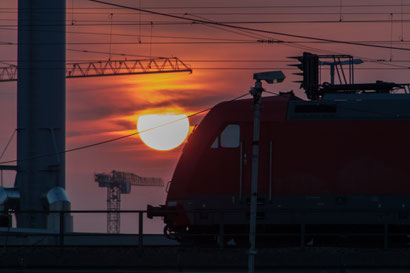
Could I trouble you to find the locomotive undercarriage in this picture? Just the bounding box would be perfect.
[167,223,410,248]
[161,194,410,248]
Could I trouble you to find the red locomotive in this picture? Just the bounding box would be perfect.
[148,53,410,247]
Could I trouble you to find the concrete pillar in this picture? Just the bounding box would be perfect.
[16,0,67,228]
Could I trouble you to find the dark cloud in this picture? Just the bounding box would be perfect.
[68,87,231,123]
[68,102,140,122]
[67,130,89,138]
[152,88,232,110]
[110,119,137,130]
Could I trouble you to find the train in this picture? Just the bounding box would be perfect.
[148,53,410,247]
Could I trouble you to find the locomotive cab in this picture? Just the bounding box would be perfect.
[148,93,293,240]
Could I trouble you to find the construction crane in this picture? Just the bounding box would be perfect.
[0,57,192,82]
[94,170,164,234]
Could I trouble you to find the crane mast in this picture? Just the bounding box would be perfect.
[95,170,163,234]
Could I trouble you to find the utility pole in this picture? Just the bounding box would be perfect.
[248,71,285,273]
[248,78,263,273]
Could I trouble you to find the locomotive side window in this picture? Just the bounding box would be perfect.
[210,137,219,148]
[210,124,240,148]
[220,124,240,148]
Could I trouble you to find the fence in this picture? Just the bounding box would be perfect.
[1,208,410,249]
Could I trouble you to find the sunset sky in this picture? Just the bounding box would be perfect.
[1,0,410,233]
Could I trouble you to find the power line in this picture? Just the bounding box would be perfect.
[3,46,409,71]
[10,18,410,24]
[2,66,408,71]
[7,18,410,26]
[0,59,291,63]
[2,19,410,47]
[4,11,410,16]
[0,26,264,41]
[197,13,410,70]
[2,18,409,70]
[0,93,250,165]
[5,40,410,46]
[2,46,177,65]
[67,48,163,58]
[8,4,410,9]
[87,0,410,53]
[184,12,410,70]
[186,67,410,70]
[2,25,408,69]
[2,45,408,70]
[4,59,410,64]
[0,41,258,45]
[0,130,16,161]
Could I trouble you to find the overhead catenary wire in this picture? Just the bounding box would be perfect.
[2,19,410,71]
[0,93,250,165]
[183,12,410,70]
[189,67,410,70]
[0,129,16,161]
[1,2,410,52]
[138,0,142,44]
[9,4,410,9]
[0,41,260,45]
[0,25,261,41]
[9,18,410,26]
[108,12,114,60]
[7,40,410,46]
[0,51,406,70]
[0,42,408,70]
[0,59,353,63]
[5,11,410,16]
[3,24,410,46]
[188,12,349,63]
[5,59,410,63]
[67,48,163,59]
[1,33,408,70]
[87,0,410,53]
[2,66,409,71]
[1,56,409,70]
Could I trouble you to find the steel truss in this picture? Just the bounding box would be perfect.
[0,57,192,82]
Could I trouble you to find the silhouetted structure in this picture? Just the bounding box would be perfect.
[95,170,163,233]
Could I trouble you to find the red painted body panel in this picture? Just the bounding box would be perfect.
[164,94,410,227]
[167,95,289,199]
[274,120,410,195]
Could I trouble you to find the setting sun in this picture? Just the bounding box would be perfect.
[137,114,190,151]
